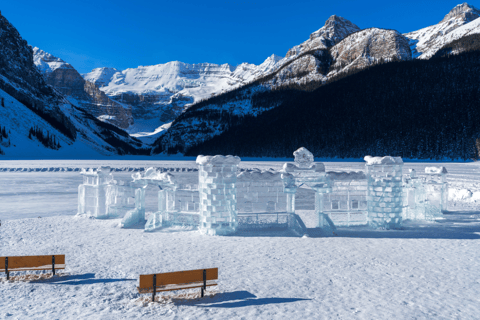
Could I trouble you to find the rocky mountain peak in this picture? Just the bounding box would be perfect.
[286,15,360,58]
[32,47,74,75]
[309,15,360,43]
[440,2,480,23]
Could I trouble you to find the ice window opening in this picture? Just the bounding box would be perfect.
[351,200,359,209]
[332,200,339,210]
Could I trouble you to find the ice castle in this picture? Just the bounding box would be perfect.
[77,148,448,235]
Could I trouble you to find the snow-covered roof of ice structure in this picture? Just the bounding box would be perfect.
[80,166,112,176]
[237,169,282,181]
[364,156,403,165]
[327,171,366,180]
[425,166,448,174]
[132,167,176,183]
[196,155,241,165]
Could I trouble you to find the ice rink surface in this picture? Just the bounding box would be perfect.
[1,160,480,319]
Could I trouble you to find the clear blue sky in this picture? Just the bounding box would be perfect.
[2,0,478,73]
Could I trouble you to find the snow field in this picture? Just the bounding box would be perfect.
[1,213,480,319]
[2,161,480,318]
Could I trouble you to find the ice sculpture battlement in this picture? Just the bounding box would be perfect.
[80,166,114,185]
[196,155,241,235]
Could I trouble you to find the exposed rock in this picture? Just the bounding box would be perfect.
[440,2,480,23]
[329,28,412,76]
[33,48,133,129]
[285,15,360,58]
[0,11,144,157]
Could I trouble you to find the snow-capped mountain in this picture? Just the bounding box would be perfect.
[0,11,144,158]
[33,48,133,129]
[82,56,284,135]
[154,22,413,154]
[404,3,480,59]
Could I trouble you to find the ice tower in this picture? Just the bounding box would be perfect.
[365,156,404,229]
[197,155,241,235]
[78,166,114,218]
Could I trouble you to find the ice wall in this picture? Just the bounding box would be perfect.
[402,167,447,221]
[365,156,404,229]
[197,155,241,235]
[324,171,368,226]
[237,169,286,213]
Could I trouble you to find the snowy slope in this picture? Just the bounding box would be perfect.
[0,11,145,158]
[404,3,480,59]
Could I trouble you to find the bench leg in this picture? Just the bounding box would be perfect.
[5,257,8,281]
[52,255,55,277]
[201,269,206,297]
[152,274,156,302]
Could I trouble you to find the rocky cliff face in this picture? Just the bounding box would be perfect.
[33,48,133,129]
[329,28,411,76]
[404,3,480,59]
[0,11,144,157]
[285,15,361,58]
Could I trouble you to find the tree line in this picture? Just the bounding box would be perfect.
[184,50,480,160]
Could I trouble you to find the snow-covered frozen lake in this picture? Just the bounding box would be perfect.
[1,160,480,319]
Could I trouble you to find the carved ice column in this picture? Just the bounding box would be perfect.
[281,173,298,229]
[365,156,404,229]
[197,155,241,236]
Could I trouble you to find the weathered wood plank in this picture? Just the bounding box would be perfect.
[137,282,217,294]
[138,268,218,290]
[0,255,65,272]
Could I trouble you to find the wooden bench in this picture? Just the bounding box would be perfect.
[0,255,65,280]
[138,268,218,301]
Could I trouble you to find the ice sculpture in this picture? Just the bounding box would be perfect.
[197,155,240,235]
[403,169,428,220]
[121,168,177,230]
[424,166,448,214]
[283,147,335,231]
[121,186,146,228]
[325,171,368,226]
[237,169,286,213]
[77,166,114,218]
[364,156,403,229]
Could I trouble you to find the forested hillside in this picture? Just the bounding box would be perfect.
[185,51,480,160]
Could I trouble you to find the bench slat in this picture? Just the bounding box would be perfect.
[0,255,65,272]
[138,268,218,290]
[137,281,217,294]
[0,264,65,272]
